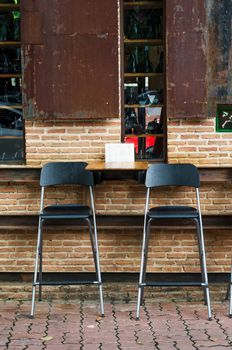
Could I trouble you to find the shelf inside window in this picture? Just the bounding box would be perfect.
[0,74,21,78]
[125,133,164,138]
[0,105,22,109]
[0,4,20,10]
[124,72,163,77]
[124,1,163,9]
[0,41,21,46]
[124,103,163,108]
[124,39,163,45]
[0,135,22,139]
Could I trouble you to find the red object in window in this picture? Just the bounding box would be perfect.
[125,136,157,155]
[124,136,138,154]
[146,136,156,149]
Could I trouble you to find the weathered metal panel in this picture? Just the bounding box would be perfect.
[21,0,42,44]
[21,0,119,119]
[166,0,207,118]
[206,0,232,116]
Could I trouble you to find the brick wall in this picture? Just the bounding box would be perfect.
[25,117,232,167]
[25,119,121,166]
[0,228,231,274]
[0,117,232,275]
[168,118,232,166]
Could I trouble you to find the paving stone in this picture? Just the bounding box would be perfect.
[1,300,232,349]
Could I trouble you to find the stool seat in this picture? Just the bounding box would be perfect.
[41,204,92,219]
[148,206,199,219]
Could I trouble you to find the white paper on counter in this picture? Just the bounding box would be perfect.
[105,143,135,163]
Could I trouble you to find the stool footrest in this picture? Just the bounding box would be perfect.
[34,280,101,286]
[141,282,208,287]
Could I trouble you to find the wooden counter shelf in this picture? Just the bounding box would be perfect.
[0,163,232,183]
[86,161,148,171]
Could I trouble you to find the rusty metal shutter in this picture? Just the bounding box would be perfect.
[21,0,119,119]
[207,0,232,116]
[166,0,207,118]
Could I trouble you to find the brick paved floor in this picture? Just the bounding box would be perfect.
[1,299,232,349]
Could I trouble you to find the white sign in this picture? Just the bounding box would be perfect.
[105,143,135,163]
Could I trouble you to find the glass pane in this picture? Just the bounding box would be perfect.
[125,45,163,74]
[0,137,23,161]
[0,107,23,161]
[0,107,23,136]
[124,8,163,40]
[124,135,163,160]
[0,78,22,104]
[0,9,20,41]
[0,47,21,74]
[123,0,165,161]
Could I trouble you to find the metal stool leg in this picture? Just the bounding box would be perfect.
[136,219,151,320]
[195,216,212,320]
[140,218,152,306]
[194,218,207,304]
[87,218,104,316]
[87,220,104,316]
[93,220,104,317]
[229,262,232,318]
[38,219,44,301]
[30,217,43,318]
[88,219,99,276]
[136,189,150,320]
[89,186,104,317]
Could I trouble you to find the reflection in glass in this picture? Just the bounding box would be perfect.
[0,47,21,73]
[125,45,163,73]
[124,8,163,40]
[0,107,22,135]
[0,107,23,161]
[0,78,22,104]
[0,0,23,162]
[0,136,23,160]
[124,135,163,160]
[12,10,20,40]
[0,8,20,41]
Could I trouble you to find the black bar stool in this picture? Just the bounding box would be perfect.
[30,162,104,317]
[136,163,211,320]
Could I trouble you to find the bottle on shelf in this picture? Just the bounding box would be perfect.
[155,51,163,73]
[126,47,139,73]
[153,9,162,39]
[142,46,153,73]
[145,118,163,134]
[127,10,140,39]
[125,108,138,134]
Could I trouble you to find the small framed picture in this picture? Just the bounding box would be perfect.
[216,104,232,132]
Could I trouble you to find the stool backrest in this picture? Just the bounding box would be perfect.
[40,162,94,187]
[145,163,200,188]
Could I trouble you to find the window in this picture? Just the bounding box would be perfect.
[122,0,166,161]
[0,0,24,163]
